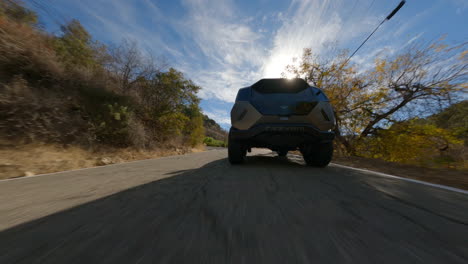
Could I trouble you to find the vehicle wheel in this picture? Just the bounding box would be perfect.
[228,138,246,164]
[277,150,288,157]
[301,141,333,167]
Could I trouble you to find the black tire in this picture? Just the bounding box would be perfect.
[228,137,246,164]
[301,141,333,167]
[277,150,288,157]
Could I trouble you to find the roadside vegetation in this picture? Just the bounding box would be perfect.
[203,137,227,148]
[0,1,226,178]
[203,115,228,147]
[0,1,464,179]
[286,40,467,169]
[203,115,228,143]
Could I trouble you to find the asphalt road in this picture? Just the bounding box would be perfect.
[0,149,467,264]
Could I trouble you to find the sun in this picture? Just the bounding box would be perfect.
[283,71,296,79]
[262,54,297,79]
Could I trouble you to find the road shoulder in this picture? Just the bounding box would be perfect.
[332,155,468,191]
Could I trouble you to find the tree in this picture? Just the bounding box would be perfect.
[0,1,212,151]
[183,104,205,147]
[54,19,103,68]
[428,100,468,144]
[359,120,463,167]
[285,48,369,153]
[0,0,38,25]
[109,39,163,95]
[139,68,200,118]
[361,38,467,138]
[286,38,468,154]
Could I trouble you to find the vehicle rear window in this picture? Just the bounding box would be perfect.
[251,78,309,94]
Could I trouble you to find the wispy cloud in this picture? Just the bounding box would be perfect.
[60,0,180,60]
[49,0,425,94]
[177,0,415,104]
[176,0,267,102]
[36,0,434,126]
[261,0,381,77]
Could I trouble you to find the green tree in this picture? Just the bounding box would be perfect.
[54,19,104,68]
[429,100,468,144]
[140,68,200,118]
[0,0,37,25]
[183,104,205,147]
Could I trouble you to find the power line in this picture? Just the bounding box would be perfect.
[341,0,406,67]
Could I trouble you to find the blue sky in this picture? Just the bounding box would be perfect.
[27,0,468,129]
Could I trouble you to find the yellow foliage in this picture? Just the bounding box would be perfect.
[357,121,463,166]
[374,59,386,73]
[281,37,466,160]
[158,112,189,136]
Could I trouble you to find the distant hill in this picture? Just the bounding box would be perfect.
[203,115,228,141]
[428,100,468,144]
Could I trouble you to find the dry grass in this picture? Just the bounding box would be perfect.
[0,141,205,180]
[0,5,212,180]
[0,17,62,80]
[0,15,207,150]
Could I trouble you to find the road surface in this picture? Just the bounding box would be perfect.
[0,149,467,263]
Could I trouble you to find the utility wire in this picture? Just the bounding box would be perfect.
[342,17,386,66]
[341,0,406,68]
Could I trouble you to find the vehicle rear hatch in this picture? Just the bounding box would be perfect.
[250,78,318,116]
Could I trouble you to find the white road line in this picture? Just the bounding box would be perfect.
[330,163,468,195]
[0,150,219,183]
[286,153,468,195]
[3,151,467,196]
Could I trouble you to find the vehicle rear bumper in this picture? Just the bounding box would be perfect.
[230,123,335,142]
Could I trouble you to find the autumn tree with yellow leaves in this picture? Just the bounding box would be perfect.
[286,38,467,166]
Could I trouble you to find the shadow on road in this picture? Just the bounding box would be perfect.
[0,159,226,263]
[0,155,308,263]
[243,154,304,168]
[1,154,468,263]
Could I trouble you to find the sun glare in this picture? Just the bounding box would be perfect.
[262,55,297,79]
[284,72,295,79]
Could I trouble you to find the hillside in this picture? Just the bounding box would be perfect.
[0,1,225,178]
[203,115,228,141]
[428,100,468,145]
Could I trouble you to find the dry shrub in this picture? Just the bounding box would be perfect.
[127,113,148,149]
[0,17,62,82]
[0,77,89,144]
[0,6,209,152]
